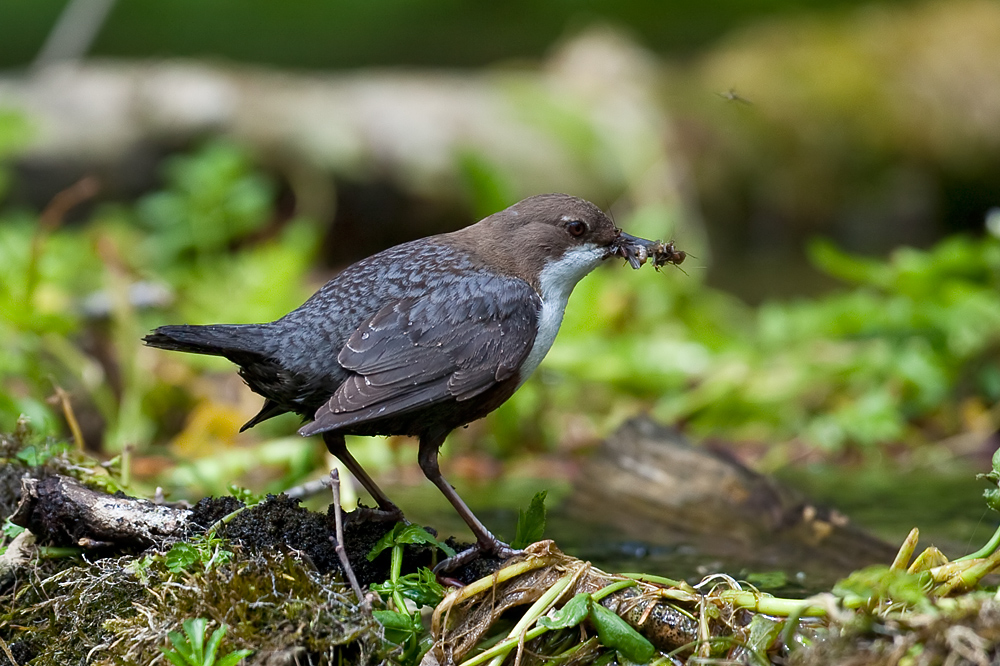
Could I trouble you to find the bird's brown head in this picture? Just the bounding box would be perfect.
[446,193,660,291]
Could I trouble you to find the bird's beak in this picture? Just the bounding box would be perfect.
[608,231,686,270]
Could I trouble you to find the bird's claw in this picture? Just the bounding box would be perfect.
[350,504,406,524]
[433,539,522,575]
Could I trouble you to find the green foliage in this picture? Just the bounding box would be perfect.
[978,447,1000,514]
[1,519,24,540]
[161,618,253,666]
[833,565,930,610]
[137,142,274,265]
[537,592,591,630]
[164,538,234,573]
[538,591,655,663]
[367,524,447,665]
[367,523,455,562]
[0,136,318,453]
[13,440,71,467]
[371,567,445,609]
[512,490,547,549]
[503,224,1000,457]
[371,609,430,664]
[455,150,517,220]
[0,110,31,199]
[589,602,655,663]
[227,484,264,506]
[2,94,996,486]
[0,518,26,556]
[745,614,783,663]
[129,535,235,581]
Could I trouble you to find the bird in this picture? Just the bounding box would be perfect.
[144,193,671,569]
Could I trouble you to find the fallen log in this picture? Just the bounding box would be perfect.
[10,475,191,550]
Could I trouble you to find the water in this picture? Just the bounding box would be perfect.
[386,459,998,596]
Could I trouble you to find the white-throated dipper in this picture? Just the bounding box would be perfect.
[145,193,681,569]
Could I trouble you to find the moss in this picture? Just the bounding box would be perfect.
[0,556,148,665]
[0,546,386,665]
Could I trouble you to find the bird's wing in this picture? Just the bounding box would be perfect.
[300,274,540,435]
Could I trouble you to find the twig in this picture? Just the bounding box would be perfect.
[27,177,100,307]
[283,476,333,500]
[0,633,17,666]
[49,382,85,451]
[330,470,366,612]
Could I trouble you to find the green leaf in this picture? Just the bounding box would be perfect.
[215,650,253,666]
[165,542,200,573]
[538,593,590,630]
[183,618,208,662]
[744,571,788,590]
[833,565,928,608]
[227,485,263,505]
[366,523,455,561]
[166,629,196,664]
[745,614,783,660]
[373,609,418,631]
[373,609,424,646]
[371,568,447,608]
[2,518,25,539]
[588,602,656,663]
[367,524,406,561]
[159,647,190,666]
[985,488,1000,514]
[15,446,39,467]
[512,490,547,549]
[393,524,447,547]
[982,446,1000,485]
[203,625,227,666]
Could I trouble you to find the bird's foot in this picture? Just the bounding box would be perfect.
[433,538,521,575]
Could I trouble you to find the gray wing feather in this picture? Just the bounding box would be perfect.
[302,275,539,434]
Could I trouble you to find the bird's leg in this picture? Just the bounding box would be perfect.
[323,432,403,522]
[417,429,519,572]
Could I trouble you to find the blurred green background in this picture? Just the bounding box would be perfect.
[1,0,926,69]
[1,0,998,518]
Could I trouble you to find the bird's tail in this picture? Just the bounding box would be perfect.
[143,323,272,360]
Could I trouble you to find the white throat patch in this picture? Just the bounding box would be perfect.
[518,243,606,384]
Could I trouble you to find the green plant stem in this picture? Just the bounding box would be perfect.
[955,523,1000,562]
[620,573,687,588]
[389,545,408,614]
[719,591,826,617]
[484,571,577,666]
[206,506,248,538]
[460,626,549,666]
[444,555,558,609]
[120,443,132,489]
[936,545,1000,595]
[591,579,636,602]
[37,546,84,558]
[890,527,920,570]
[666,636,740,659]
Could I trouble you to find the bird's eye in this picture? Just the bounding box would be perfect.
[566,220,587,237]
